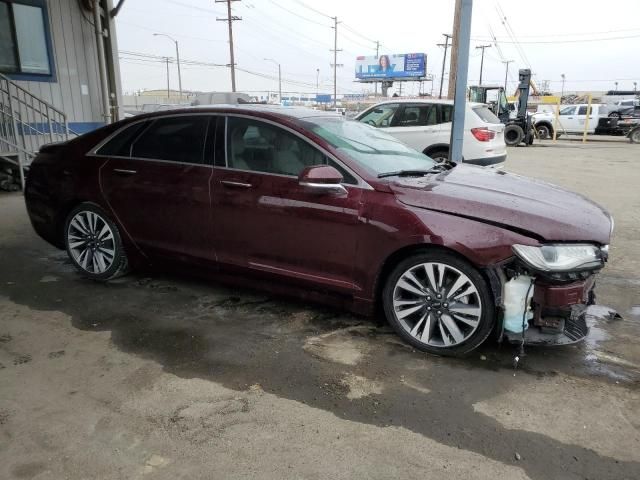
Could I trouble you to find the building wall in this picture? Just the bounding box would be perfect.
[10,0,120,133]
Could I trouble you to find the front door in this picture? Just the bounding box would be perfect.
[558,106,578,132]
[211,115,363,292]
[99,114,215,263]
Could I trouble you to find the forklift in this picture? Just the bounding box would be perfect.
[468,69,534,146]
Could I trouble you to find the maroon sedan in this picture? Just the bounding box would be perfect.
[24,106,613,356]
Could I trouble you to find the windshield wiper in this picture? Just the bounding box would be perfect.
[377,167,446,178]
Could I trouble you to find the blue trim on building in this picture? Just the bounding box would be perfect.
[69,122,105,134]
[17,122,105,136]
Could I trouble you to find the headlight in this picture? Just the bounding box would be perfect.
[512,244,603,272]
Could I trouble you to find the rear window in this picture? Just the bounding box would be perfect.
[472,106,501,124]
[96,121,149,157]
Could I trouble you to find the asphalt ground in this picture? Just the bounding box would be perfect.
[1,136,639,479]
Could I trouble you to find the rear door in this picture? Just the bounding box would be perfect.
[384,103,440,152]
[98,114,215,263]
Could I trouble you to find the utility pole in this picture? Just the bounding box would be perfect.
[153,34,182,100]
[437,34,451,99]
[449,0,473,162]
[316,68,320,100]
[165,57,170,100]
[264,58,281,104]
[330,17,342,107]
[447,0,462,99]
[476,44,491,85]
[374,40,380,97]
[560,73,566,100]
[502,59,513,92]
[216,0,241,92]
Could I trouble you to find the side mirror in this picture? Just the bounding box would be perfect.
[298,165,347,195]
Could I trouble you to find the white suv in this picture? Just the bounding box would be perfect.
[355,99,506,166]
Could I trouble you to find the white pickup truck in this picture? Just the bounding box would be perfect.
[531,104,608,139]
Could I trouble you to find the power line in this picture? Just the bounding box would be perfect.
[341,23,376,43]
[264,0,332,27]
[474,33,640,44]
[120,50,363,93]
[290,0,333,19]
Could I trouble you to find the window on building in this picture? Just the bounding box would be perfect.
[0,0,53,77]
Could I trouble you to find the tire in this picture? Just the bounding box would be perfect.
[64,203,129,280]
[504,124,524,146]
[382,251,495,356]
[609,112,620,119]
[630,128,640,144]
[426,149,449,163]
[536,124,551,140]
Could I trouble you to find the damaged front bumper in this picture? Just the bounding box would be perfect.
[503,277,595,345]
[487,263,613,346]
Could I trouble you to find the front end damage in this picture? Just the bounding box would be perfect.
[487,245,613,346]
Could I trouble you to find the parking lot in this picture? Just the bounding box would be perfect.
[1,139,639,479]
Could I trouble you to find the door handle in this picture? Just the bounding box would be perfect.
[221,180,252,188]
[113,168,137,175]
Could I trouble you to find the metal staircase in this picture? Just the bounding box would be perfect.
[0,72,72,190]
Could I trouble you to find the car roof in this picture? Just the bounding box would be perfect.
[136,104,342,121]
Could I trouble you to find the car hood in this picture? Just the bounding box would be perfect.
[387,165,612,244]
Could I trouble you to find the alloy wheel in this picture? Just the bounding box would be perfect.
[67,211,116,274]
[392,262,482,347]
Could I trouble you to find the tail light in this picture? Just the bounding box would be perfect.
[471,127,496,142]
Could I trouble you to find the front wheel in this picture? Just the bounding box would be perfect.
[64,203,129,280]
[536,124,551,139]
[504,124,524,146]
[382,251,495,356]
[426,149,449,163]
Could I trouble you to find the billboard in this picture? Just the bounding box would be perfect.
[355,53,426,81]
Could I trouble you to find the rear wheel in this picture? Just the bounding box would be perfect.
[382,251,495,356]
[630,127,640,144]
[64,203,128,280]
[609,112,620,119]
[504,124,524,146]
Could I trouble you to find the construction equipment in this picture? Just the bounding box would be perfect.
[468,68,534,146]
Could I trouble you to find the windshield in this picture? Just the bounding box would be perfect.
[302,117,435,176]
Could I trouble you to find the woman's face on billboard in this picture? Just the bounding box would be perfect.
[380,56,389,69]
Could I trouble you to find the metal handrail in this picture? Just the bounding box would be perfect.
[0,72,72,189]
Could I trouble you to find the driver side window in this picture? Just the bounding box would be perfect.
[358,103,399,128]
[227,117,345,179]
